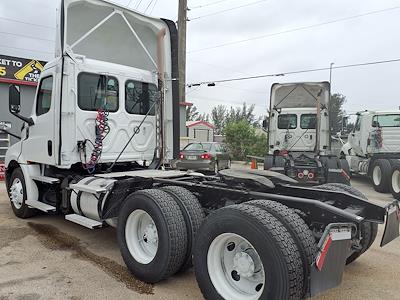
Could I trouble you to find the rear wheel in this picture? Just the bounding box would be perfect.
[117,189,188,283]
[371,159,391,192]
[194,204,304,300]
[7,168,37,219]
[390,162,400,200]
[316,183,378,264]
[246,200,316,296]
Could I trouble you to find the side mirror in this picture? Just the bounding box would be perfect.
[262,119,268,130]
[9,85,21,114]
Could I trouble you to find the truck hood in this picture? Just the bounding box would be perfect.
[270,82,330,109]
[56,0,171,72]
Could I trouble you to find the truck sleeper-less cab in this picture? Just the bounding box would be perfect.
[1,1,400,299]
[341,110,400,199]
[265,82,350,185]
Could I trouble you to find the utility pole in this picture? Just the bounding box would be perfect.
[178,0,188,136]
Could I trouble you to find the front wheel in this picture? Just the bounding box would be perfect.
[371,159,391,192]
[7,168,37,219]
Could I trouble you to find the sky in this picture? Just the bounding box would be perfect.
[1,0,400,118]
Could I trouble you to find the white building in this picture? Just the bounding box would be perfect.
[180,121,215,148]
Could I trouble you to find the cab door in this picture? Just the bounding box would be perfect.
[21,69,56,164]
[349,115,363,156]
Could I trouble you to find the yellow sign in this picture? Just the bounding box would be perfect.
[14,60,44,81]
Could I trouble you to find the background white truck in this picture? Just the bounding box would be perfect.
[264,82,350,185]
[341,110,400,200]
[0,1,399,299]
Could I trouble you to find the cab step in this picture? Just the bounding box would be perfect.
[25,200,56,212]
[65,214,103,229]
[31,175,60,184]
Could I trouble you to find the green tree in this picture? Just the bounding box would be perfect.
[225,103,257,125]
[224,120,268,160]
[186,105,200,121]
[330,93,347,133]
[211,105,227,135]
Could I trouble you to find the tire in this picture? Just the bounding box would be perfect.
[117,189,188,283]
[194,204,304,300]
[246,200,316,297]
[390,161,400,200]
[264,155,274,170]
[7,168,37,219]
[370,159,391,192]
[214,161,219,174]
[316,183,378,264]
[160,186,205,272]
[340,158,351,178]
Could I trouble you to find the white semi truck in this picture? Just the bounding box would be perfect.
[1,1,399,299]
[264,82,350,185]
[341,110,400,200]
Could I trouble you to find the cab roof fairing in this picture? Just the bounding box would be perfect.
[55,0,173,76]
[270,82,331,110]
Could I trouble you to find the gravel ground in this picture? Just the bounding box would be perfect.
[0,175,399,300]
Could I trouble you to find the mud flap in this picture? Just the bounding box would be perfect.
[310,223,353,297]
[381,202,400,247]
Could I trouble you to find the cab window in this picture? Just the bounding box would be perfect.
[125,80,157,115]
[278,114,297,129]
[78,73,119,112]
[354,116,361,131]
[300,114,316,129]
[36,76,53,116]
[372,114,400,127]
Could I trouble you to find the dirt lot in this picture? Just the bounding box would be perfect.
[0,176,399,300]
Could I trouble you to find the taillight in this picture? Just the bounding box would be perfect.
[179,153,184,159]
[298,172,304,179]
[201,153,212,159]
[308,172,315,179]
[279,150,289,157]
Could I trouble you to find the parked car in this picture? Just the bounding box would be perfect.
[176,142,231,173]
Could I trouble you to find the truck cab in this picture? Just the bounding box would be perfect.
[341,111,400,197]
[5,0,179,175]
[265,82,349,185]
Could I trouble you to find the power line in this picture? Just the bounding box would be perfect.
[0,31,54,43]
[188,57,400,86]
[144,0,155,13]
[149,0,159,14]
[188,6,400,53]
[190,0,233,10]
[135,0,144,9]
[189,0,268,21]
[190,96,267,108]
[0,16,55,30]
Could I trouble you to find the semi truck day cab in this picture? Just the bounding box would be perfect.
[264,82,350,185]
[341,110,400,200]
[1,1,399,299]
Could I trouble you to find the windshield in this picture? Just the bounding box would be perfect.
[184,143,212,151]
[372,114,400,127]
[300,114,317,129]
[278,114,297,129]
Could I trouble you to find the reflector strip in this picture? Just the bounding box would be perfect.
[316,235,332,271]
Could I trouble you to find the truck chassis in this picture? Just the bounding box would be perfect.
[4,165,399,299]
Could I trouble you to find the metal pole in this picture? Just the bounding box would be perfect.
[329,62,334,89]
[178,0,188,105]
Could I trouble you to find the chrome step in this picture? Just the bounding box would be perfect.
[69,183,107,194]
[31,175,60,184]
[65,214,103,229]
[25,200,56,212]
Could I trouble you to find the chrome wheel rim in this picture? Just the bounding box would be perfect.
[392,170,400,194]
[373,165,382,186]
[9,178,24,209]
[207,233,265,300]
[125,210,158,264]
